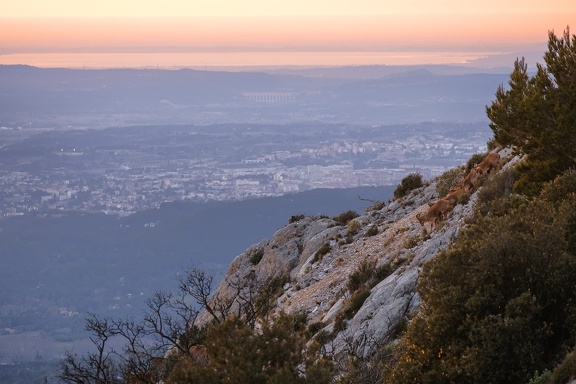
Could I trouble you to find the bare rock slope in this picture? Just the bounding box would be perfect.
[207,151,515,363]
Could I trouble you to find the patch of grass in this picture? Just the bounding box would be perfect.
[402,234,421,249]
[527,370,552,384]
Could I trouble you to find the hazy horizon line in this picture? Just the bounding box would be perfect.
[0,47,548,70]
[0,40,548,53]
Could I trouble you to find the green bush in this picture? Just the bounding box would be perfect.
[402,234,421,249]
[334,286,372,333]
[374,263,393,283]
[333,313,347,333]
[253,276,288,318]
[170,314,334,383]
[365,225,379,237]
[456,191,470,205]
[289,214,305,224]
[540,169,576,204]
[347,260,375,293]
[314,329,334,346]
[249,248,265,265]
[527,370,552,384]
[513,158,559,196]
[366,200,385,211]
[347,259,392,294]
[391,195,576,383]
[474,167,519,216]
[549,348,576,384]
[333,210,360,225]
[486,137,499,151]
[347,220,361,236]
[313,243,331,263]
[307,321,326,335]
[394,173,423,199]
[343,286,371,320]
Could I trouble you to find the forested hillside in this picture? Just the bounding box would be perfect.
[57,28,576,384]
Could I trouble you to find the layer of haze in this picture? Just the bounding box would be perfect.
[1,0,575,67]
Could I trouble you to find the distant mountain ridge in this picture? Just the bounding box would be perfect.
[0,64,508,126]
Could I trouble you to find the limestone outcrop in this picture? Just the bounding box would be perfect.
[203,151,516,366]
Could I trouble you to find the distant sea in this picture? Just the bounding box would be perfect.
[0,50,501,69]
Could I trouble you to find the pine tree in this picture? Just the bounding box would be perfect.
[486,27,576,194]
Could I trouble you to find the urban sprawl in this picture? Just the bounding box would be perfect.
[1,128,489,218]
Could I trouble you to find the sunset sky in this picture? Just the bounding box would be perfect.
[1,0,575,67]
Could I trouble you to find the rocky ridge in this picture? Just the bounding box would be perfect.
[206,150,516,365]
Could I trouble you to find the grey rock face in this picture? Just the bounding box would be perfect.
[204,152,515,365]
[210,181,467,338]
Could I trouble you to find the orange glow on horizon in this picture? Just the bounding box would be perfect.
[2,14,570,52]
[0,51,504,69]
[1,0,574,67]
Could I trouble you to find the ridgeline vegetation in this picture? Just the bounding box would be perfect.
[389,26,576,384]
[59,28,576,384]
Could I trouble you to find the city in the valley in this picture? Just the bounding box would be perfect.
[0,122,489,218]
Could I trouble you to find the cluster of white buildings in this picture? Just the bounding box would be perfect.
[0,133,488,217]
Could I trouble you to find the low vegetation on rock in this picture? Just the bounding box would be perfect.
[393,172,423,199]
